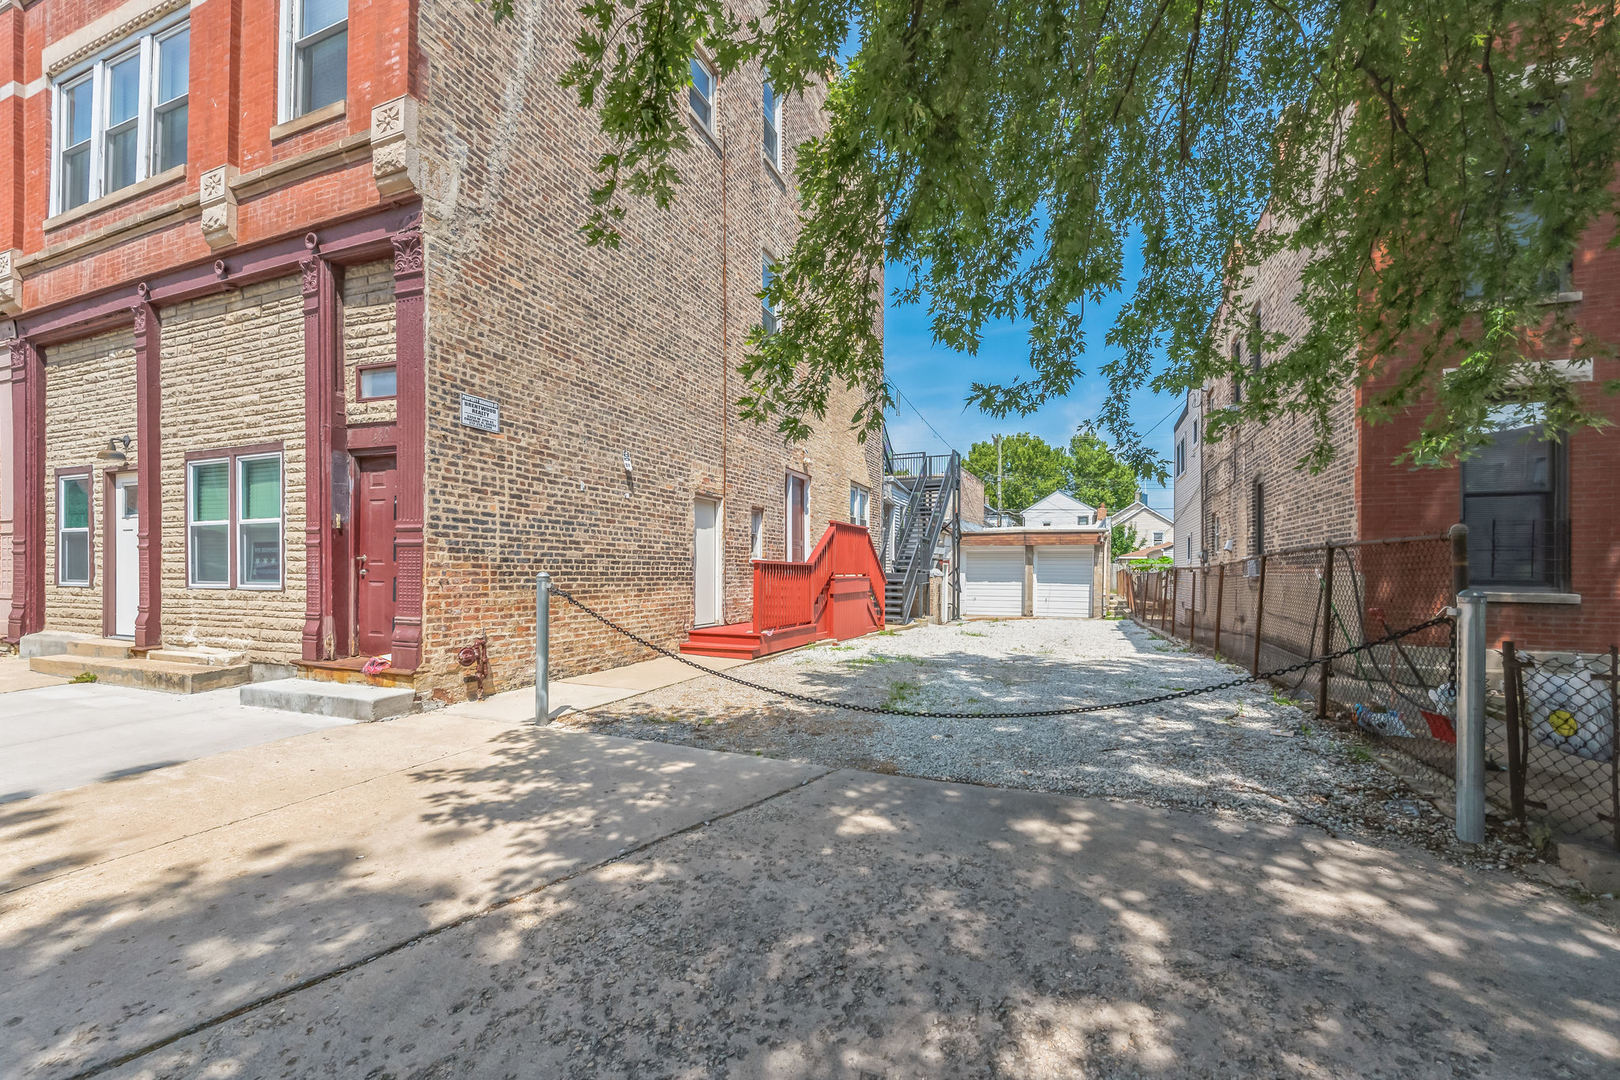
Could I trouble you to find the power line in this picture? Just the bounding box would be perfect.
[890,381,964,456]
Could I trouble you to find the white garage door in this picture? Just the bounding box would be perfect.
[961,548,1024,617]
[1034,546,1093,618]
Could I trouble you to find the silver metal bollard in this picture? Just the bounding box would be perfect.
[535,572,551,724]
[1455,589,1487,844]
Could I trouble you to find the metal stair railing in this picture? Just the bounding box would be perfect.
[891,451,960,624]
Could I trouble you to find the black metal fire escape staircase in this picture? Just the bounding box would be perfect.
[882,448,961,625]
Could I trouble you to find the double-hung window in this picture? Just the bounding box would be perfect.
[761,254,778,334]
[689,54,717,132]
[762,81,783,169]
[1462,408,1565,588]
[849,484,871,527]
[52,19,190,214]
[58,475,93,586]
[188,451,285,588]
[282,0,348,121]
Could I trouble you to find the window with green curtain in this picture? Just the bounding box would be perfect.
[59,476,92,585]
[61,476,90,530]
[240,456,281,521]
[189,460,229,586]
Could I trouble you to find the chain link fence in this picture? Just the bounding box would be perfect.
[1502,644,1619,849]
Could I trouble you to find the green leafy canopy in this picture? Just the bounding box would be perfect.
[491,0,1619,475]
[962,430,1141,512]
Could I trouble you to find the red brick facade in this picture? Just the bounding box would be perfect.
[1198,204,1620,654]
[3,0,882,698]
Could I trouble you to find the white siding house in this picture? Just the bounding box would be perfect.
[1111,500,1174,548]
[1022,491,1097,528]
[1171,389,1203,566]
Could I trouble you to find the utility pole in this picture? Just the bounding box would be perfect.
[995,434,1003,520]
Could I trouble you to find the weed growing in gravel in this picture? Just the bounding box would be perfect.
[960,629,988,638]
[1271,689,1306,708]
[883,679,921,710]
[847,655,900,669]
[1346,744,1374,764]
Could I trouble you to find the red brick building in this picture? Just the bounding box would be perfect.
[3,0,882,700]
[1196,205,1619,655]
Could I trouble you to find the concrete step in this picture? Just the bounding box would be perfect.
[146,647,247,667]
[28,655,253,694]
[239,679,414,722]
[64,638,135,660]
[19,631,123,659]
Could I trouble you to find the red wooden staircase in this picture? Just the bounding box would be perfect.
[680,523,886,659]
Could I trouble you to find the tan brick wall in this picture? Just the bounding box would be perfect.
[959,468,987,528]
[157,276,308,659]
[412,0,882,699]
[1201,239,1357,564]
[342,260,398,427]
[41,329,137,635]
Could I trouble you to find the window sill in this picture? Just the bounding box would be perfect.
[44,164,188,232]
[1479,590,1580,605]
[271,100,347,142]
[762,152,785,186]
[687,108,720,153]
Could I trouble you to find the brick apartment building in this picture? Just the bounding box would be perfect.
[1194,205,1619,655]
[2,0,881,701]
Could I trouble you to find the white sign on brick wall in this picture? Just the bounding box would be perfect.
[459,393,500,434]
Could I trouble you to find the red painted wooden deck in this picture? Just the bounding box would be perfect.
[679,523,886,660]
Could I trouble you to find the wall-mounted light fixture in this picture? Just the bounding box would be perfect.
[96,436,133,463]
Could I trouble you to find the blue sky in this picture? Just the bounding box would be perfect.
[881,246,1183,516]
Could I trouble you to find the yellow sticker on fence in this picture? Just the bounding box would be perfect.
[1548,709,1578,738]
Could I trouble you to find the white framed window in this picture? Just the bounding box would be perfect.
[57,475,92,586]
[750,508,764,558]
[238,454,285,589]
[849,484,871,527]
[280,0,348,122]
[689,53,717,132]
[762,80,782,169]
[1152,530,1165,545]
[188,459,231,587]
[51,17,190,215]
[761,254,778,334]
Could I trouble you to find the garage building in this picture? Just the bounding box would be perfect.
[960,528,1110,619]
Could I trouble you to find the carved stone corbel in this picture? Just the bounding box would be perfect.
[199,166,238,249]
[371,96,420,198]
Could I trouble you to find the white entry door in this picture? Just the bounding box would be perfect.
[694,498,723,627]
[113,473,140,637]
[961,547,1024,617]
[1033,546,1094,618]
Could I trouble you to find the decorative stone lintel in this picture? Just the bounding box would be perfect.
[371,96,420,198]
[198,165,238,249]
[0,249,21,316]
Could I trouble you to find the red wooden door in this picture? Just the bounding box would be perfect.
[354,455,399,658]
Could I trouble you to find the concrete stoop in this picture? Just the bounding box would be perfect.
[23,632,254,694]
[240,679,414,722]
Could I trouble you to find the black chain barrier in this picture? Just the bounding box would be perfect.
[549,585,1456,721]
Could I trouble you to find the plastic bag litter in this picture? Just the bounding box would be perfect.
[1354,702,1412,739]
[1523,666,1613,763]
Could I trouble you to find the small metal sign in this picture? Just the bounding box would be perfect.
[459,393,500,434]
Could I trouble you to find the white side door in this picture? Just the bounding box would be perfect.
[694,498,723,627]
[961,547,1024,617]
[113,473,139,637]
[1034,546,1093,618]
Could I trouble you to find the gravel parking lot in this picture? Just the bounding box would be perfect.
[566,618,1522,858]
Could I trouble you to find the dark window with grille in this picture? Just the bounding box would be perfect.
[1462,422,1566,588]
[1231,341,1243,403]
[1250,479,1264,555]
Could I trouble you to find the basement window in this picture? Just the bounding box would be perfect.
[57,474,93,586]
[51,17,190,214]
[281,0,348,121]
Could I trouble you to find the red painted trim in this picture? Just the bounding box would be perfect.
[182,442,286,591]
[7,339,45,642]
[18,205,421,346]
[344,423,398,450]
[354,362,398,401]
[53,466,94,589]
[388,220,425,671]
[132,296,162,649]
[302,245,343,660]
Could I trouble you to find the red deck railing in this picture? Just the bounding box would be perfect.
[751,522,885,634]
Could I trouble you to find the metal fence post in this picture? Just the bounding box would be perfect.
[1448,523,1469,599]
[1169,569,1177,635]
[1502,641,1525,823]
[1317,545,1335,720]
[1455,589,1488,844]
[535,572,551,723]
[1213,563,1225,658]
[1251,555,1267,676]
[1610,644,1619,852]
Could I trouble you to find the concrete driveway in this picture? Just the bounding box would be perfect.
[0,681,353,804]
[2,709,1616,1079]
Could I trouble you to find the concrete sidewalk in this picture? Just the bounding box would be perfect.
[455,653,750,721]
[1,707,1617,1078]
